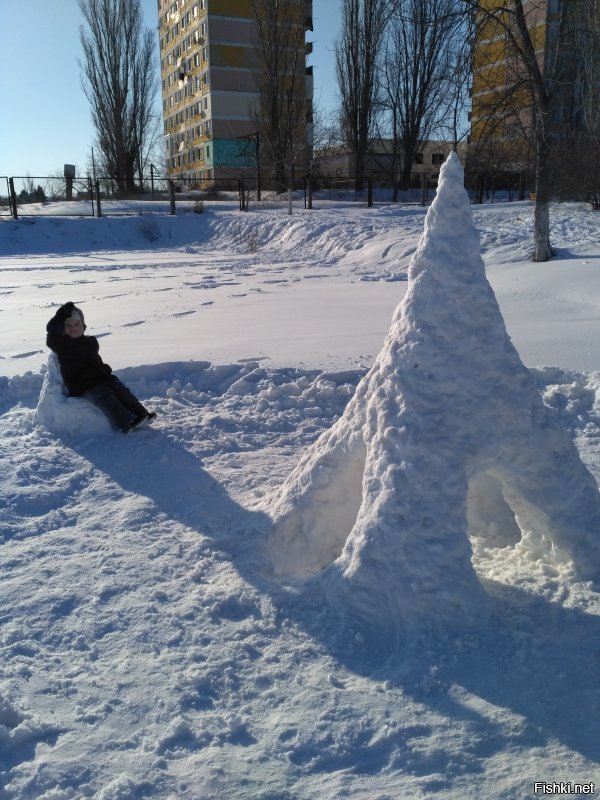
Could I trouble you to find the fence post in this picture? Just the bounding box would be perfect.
[95,180,102,217]
[518,172,525,202]
[239,176,246,211]
[150,163,155,201]
[169,180,176,215]
[421,173,428,206]
[477,174,485,205]
[8,178,18,220]
[88,177,95,217]
[367,173,373,207]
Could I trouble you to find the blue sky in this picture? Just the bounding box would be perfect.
[0,0,340,178]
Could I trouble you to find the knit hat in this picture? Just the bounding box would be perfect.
[64,307,86,333]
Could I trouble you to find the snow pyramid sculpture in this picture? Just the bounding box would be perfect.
[266,152,600,629]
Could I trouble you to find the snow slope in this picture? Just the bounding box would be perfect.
[1,194,600,799]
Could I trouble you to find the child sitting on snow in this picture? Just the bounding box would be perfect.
[46,301,156,433]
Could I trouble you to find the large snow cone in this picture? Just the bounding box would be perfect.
[265,152,600,630]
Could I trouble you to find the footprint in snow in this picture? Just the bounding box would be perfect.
[12,349,43,359]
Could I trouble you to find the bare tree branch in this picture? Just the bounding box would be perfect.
[335,0,388,190]
[378,0,469,195]
[79,0,157,193]
[251,0,310,189]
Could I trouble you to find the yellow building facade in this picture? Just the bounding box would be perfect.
[469,0,551,171]
[157,0,314,186]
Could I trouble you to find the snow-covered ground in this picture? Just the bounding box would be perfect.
[1,190,600,799]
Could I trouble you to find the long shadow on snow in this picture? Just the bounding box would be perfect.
[71,425,600,771]
[71,427,271,562]
[277,570,600,771]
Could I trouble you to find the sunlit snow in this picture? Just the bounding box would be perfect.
[1,178,600,799]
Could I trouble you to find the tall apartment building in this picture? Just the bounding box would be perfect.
[157,0,314,187]
[468,0,562,170]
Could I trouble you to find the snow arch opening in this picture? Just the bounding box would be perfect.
[467,471,522,549]
[268,434,367,580]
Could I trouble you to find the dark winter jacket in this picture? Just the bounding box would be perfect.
[46,303,112,396]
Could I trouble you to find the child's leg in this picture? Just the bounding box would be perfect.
[106,376,149,418]
[84,384,134,432]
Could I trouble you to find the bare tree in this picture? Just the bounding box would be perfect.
[79,0,157,193]
[578,0,600,208]
[468,0,597,261]
[311,106,344,154]
[550,0,600,208]
[251,0,310,195]
[335,0,389,190]
[441,8,477,150]
[379,0,468,196]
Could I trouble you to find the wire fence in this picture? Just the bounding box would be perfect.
[0,169,533,220]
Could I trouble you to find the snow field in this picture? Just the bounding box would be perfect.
[1,189,600,798]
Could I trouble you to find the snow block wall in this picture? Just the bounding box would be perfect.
[265,152,600,630]
[34,353,112,436]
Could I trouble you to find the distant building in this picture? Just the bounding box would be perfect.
[314,139,467,185]
[157,0,314,187]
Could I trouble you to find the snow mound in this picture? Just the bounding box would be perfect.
[0,692,57,777]
[34,353,113,437]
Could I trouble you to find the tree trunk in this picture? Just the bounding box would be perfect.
[533,132,553,262]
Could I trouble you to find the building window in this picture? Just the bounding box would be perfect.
[431,153,445,166]
[415,153,424,165]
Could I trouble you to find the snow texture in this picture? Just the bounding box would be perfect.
[1,178,600,799]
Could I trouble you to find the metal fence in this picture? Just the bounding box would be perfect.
[0,178,12,217]
[2,176,95,218]
[0,168,533,220]
[464,170,532,204]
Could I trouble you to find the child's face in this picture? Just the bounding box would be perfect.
[65,320,83,338]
